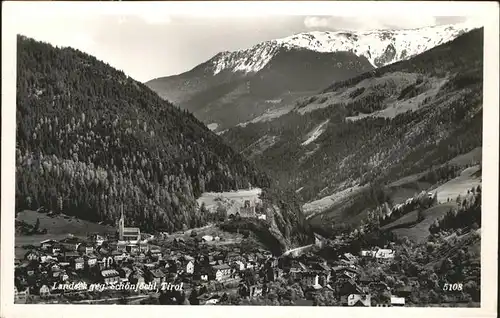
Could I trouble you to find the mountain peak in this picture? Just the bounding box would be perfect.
[206,22,479,75]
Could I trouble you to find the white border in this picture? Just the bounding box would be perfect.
[1,2,498,318]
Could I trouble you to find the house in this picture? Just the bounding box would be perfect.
[240,200,255,217]
[50,263,61,272]
[40,239,58,251]
[267,257,279,268]
[39,284,51,298]
[147,269,166,285]
[226,252,241,262]
[73,257,85,271]
[368,281,389,292]
[88,233,106,246]
[24,251,40,262]
[129,270,145,285]
[119,267,133,280]
[39,254,57,264]
[249,284,263,297]
[360,250,376,258]
[233,260,246,271]
[101,269,120,285]
[60,237,84,251]
[14,286,29,304]
[342,253,357,264]
[375,249,394,260]
[300,272,320,287]
[358,275,376,286]
[84,254,97,267]
[126,244,139,255]
[391,296,405,307]
[347,294,371,306]
[52,269,62,279]
[212,264,231,282]
[104,256,114,268]
[149,247,162,259]
[186,260,195,274]
[197,294,221,305]
[77,243,94,255]
[62,251,80,262]
[60,272,69,281]
[111,250,125,263]
[138,242,149,253]
[134,253,146,263]
[393,286,412,298]
[116,242,127,252]
[336,279,365,296]
[332,266,359,280]
[201,235,213,242]
[311,263,331,285]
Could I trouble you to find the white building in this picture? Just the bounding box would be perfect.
[186,261,195,274]
[375,249,394,259]
[348,294,371,306]
[391,296,405,306]
[202,235,213,242]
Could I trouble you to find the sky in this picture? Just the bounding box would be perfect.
[8,3,478,83]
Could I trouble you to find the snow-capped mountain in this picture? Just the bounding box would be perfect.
[146,23,480,131]
[206,22,479,74]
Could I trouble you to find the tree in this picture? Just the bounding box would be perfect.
[33,218,40,233]
[417,208,425,222]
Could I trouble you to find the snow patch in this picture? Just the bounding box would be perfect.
[302,120,329,146]
[207,123,219,131]
[207,22,478,75]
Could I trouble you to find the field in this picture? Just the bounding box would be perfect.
[386,180,433,205]
[447,147,482,166]
[434,165,481,203]
[303,184,366,218]
[196,188,262,214]
[158,224,246,247]
[389,203,458,243]
[15,210,115,259]
[16,210,115,236]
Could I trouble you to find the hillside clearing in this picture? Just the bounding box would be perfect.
[197,188,262,214]
[447,147,482,166]
[390,203,458,243]
[16,210,115,236]
[303,184,366,218]
[301,120,329,146]
[434,165,481,203]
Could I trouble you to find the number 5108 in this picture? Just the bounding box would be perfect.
[443,283,463,291]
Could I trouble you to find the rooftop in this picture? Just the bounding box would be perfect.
[101,269,120,277]
[213,264,231,270]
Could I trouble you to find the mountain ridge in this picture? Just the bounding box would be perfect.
[146,22,478,131]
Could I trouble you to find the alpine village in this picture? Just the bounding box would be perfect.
[15,23,483,307]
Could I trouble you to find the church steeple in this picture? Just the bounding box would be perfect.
[118,203,125,240]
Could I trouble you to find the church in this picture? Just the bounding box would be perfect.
[117,207,141,244]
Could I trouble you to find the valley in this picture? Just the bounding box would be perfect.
[14,23,484,307]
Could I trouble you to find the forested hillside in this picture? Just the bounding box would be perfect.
[15,35,271,233]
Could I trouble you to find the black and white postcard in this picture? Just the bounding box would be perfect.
[1,1,498,318]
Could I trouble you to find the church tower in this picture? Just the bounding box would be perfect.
[118,204,124,241]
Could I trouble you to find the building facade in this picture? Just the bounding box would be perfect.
[117,207,141,243]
